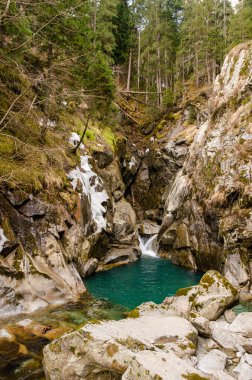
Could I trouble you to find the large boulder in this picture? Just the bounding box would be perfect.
[192,270,239,320]
[197,349,228,374]
[111,198,137,242]
[228,312,252,338]
[122,350,211,380]
[43,315,199,379]
[210,319,252,354]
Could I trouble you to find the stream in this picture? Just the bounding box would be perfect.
[0,237,250,380]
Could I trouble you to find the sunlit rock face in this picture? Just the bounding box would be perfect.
[159,42,252,293]
[0,133,139,315]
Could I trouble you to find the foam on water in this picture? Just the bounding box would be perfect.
[139,235,158,258]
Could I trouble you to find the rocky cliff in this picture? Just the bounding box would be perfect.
[0,129,139,315]
[159,42,252,297]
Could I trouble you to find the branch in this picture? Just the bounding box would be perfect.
[72,113,91,154]
[115,102,141,125]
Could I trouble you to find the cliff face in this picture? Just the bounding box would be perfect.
[159,42,252,294]
[0,131,139,315]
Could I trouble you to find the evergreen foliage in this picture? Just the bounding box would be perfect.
[229,0,252,45]
[113,0,133,64]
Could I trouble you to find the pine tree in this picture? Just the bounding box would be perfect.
[113,0,133,65]
[177,0,233,88]
[229,0,252,45]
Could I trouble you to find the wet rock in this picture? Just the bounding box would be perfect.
[173,223,191,249]
[139,220,160,236]
[0,328,28,371]
[192,270,239,320]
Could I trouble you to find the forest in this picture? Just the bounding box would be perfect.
[0,0,252,116]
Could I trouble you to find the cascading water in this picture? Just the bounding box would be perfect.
[139,234,159,257]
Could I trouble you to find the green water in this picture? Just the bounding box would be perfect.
[233,301,252,314]
[0,297,126,380]
[0,256,203,380]
[85,256,203,309]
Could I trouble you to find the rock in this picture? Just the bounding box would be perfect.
[132,301,175,319]
[173,223,191,249]
[234,356,252,380]
[158,42,252,288]
[245,353,252,366]
[164,295,192,319]
[19,197,49,217]
[77,258,98,278]
[206,339,219,351]
[92,149,113,169]
[162,286,199,319]
[144,209,160,222]
[214,372,236,380]
[112,198,137,242]
[122,350,211,380]
[139,220,160,236]
[113,189,124,202]
[0,328,28,371]
[3,189,30,207]
[99,245,141,269]
[192,270,239,320]
[224,309,237,323]
[43,315,198,379]
[224,253,250,287]
[197,349,227,374]
[239,292,252,302]
[210,319,252,354]
[228,313,252,338]
[189,311,211,337]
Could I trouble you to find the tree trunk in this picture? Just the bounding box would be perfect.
[126,50,132,92]
[165,49,168,89]
[195,43,199,87]
[145,51,150,104]
[223,0,227,45]
[72,114,90,154]
[137,29,141,92]
[93,0,97,32]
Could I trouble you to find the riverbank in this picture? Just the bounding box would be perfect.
[0,255,202,380]
[43,270,252,380]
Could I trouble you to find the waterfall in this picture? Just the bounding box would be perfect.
[139,235,159,258]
